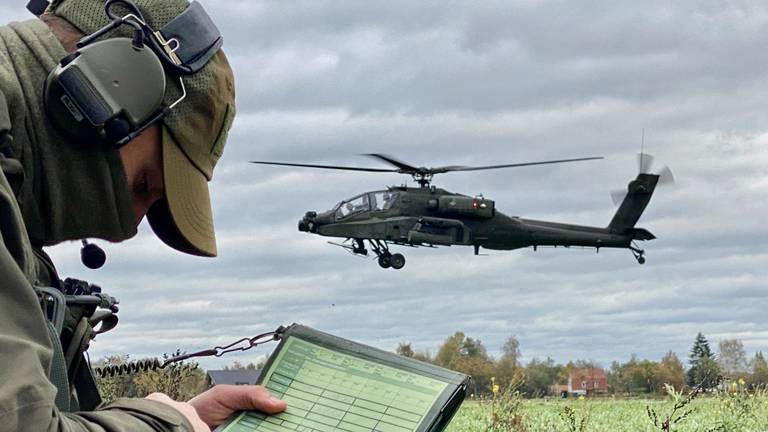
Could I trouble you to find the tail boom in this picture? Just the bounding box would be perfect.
[608,173,659,233]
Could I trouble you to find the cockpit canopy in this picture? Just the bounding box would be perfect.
[334,191,399,219]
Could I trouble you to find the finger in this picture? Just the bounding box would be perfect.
[247,386,287,414]
[215,385,287,413]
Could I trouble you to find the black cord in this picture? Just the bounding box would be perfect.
[104,0,145,22]
[94,358,164,378]
[103,0,146,47]
[76,1,145,49]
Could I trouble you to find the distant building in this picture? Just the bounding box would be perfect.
[565,367,607,397]
[553,384,569,397]
[207,369,262,387]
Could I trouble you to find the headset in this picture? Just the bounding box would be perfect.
[35,0,222,148]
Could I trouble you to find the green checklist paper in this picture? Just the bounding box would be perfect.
[217,324,469,432]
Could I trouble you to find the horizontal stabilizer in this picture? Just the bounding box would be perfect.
[631,228,656,241]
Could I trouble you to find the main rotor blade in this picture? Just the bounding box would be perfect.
[363,154,421,173]
[250,161,397,173]
[445,156,604,172]
[431,165,470,173]
[252,155,604,177]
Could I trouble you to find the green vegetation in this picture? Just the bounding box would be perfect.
[447,385,768,432]
[94,352,206,402]
[409,332,768,430]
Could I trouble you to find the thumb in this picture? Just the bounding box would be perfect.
[247,386,286,414]
[218,385,287,414]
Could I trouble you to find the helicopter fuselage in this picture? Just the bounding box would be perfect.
[298,179,656,264]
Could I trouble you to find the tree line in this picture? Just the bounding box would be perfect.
[396,331,768,397]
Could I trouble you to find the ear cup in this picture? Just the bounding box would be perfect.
[44,38,166,145]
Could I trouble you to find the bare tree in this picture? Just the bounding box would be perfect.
[718,339,748,378]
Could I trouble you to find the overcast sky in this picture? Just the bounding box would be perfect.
[5,0,767,370]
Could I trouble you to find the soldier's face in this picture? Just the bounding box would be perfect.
[119,124,165,225]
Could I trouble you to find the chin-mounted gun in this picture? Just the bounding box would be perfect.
[37,277,120,338]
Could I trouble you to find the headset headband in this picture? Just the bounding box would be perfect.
[27,0,221,75]
[156,1,222,74]
[74,0,221,76]
[26,0,49,16]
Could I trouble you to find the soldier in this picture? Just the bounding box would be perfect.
[0,0,285,430]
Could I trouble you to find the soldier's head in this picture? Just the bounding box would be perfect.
[43,0,235,257]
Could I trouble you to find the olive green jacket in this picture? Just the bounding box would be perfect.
[0,19,192,432]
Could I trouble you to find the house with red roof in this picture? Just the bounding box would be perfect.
[566,367,607,396]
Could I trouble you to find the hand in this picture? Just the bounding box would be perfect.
[145,392,210,432]
[188,385,287,428]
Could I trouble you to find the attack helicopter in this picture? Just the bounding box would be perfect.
[251,154,672,270]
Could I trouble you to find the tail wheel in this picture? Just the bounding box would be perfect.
[390,253,406,270]
[378,254,392,268]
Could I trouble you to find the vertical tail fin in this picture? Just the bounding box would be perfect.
[608,173,659,232]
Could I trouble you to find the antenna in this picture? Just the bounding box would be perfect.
[640,128,645,173]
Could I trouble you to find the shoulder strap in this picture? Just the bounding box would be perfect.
[72,357,102,411]
[44,320,71,411]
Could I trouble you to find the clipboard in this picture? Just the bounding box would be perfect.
[216,324,470,432]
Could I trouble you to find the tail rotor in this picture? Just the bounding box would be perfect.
[611,153,674,205]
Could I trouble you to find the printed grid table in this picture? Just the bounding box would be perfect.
[220,337,449,432]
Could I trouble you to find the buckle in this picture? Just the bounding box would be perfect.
[158,1,223,74]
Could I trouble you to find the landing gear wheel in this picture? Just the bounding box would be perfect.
[637,255,646,265]
[378,254,392,268]
[390,253,406,270]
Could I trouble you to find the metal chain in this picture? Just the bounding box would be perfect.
[94,325,286,377]
[159,326,286,368]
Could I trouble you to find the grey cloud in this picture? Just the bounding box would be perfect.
[36,0,768,369]
[211,0,768,114]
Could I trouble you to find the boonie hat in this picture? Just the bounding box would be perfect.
[49,0,236,257]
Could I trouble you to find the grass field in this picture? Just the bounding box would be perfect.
[446,395,768,432]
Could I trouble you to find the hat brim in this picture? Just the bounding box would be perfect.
[147,127,217,257]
